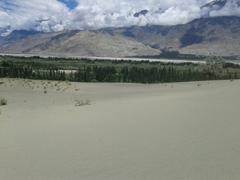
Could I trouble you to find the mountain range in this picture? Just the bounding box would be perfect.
[0,0,240,58]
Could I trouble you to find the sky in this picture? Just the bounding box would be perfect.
[58,0,78,9]
[0,0,239,35]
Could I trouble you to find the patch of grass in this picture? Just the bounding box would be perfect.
[0,98,7,106]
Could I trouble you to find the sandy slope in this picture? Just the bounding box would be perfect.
[1,78,240,180]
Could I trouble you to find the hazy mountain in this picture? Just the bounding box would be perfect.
[0,30,160,57]
[105,16,240,57]
[0,16,240,58]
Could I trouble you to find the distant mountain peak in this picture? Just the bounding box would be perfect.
[134,10,149,17]
[200,0,240,17]
[201,0,227,10]
[202,0,240,9]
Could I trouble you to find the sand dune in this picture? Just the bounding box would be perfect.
[1,78,240,180]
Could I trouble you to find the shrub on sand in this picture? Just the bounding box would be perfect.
[75,99,91,107]
[0,98,7,106]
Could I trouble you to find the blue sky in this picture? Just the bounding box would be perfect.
[58,0,78,9]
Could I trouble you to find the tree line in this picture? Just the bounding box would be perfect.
[0,59,239,83]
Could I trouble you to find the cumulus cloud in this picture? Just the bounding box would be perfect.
[70,0,203,28]
[0,0,239,35]
[0,0,71,34]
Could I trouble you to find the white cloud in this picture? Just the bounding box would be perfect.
[0,0,71,34]
[69,0,204,28]
[0,0,239,35]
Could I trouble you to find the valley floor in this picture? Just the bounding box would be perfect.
[1,78,240,180]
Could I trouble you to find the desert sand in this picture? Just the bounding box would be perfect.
[1,78,240,180]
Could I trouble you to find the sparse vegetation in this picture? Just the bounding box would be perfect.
[75,99,91,107]
[0,98,7,106]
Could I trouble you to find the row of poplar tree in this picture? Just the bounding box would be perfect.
[0,61,238,83]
